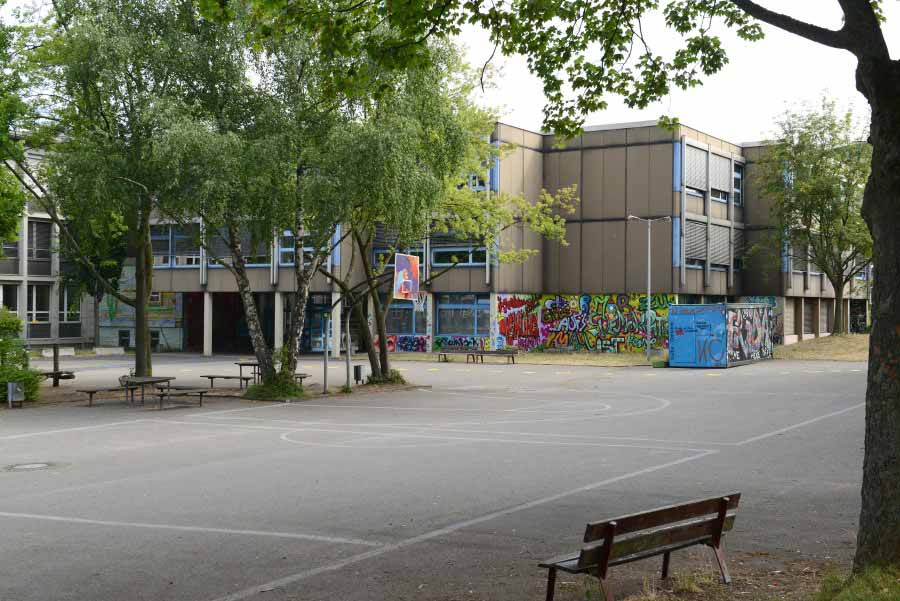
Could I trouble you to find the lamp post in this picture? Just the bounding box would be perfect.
[628,215,671,362]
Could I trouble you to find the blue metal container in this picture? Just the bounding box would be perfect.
[669,303,774,368]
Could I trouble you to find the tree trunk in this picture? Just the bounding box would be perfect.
[354,294,380,377]
[133,205,153,376]
[226,223,276,383]
[831,278,845,335]
[372,292,391,378]
[854,58,900,570]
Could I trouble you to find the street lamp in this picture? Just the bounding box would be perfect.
[628,215,672,362]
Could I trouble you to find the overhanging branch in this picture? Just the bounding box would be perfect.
[731,0,850,49]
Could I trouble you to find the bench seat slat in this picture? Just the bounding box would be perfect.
[579,514,736,568]
[583,493,740,541]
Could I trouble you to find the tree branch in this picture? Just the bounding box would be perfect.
[731,0,850,49]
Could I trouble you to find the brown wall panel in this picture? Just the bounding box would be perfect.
[543,238,560,293]
[581,222,604,291]
[558,151,582,220]
[558,222,581,294]
[649,143,674,216]
[603,148,627,219]
[601,221,626,292]
[626,145,650,217]
[581,148,605,220]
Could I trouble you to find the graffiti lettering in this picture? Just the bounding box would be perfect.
[433,336,488,351]
[375,335,430,353]
[726,306,774,362]
[495,293,675,354]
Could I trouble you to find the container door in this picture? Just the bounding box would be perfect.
[669,310,697,367]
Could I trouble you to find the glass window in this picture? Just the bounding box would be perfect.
[28,220,51,260]
[2,239,18,258]
[733,164,744,206]
[280,232,295,265]
[0,283,17,311]
[436,294,489,335]
[686,187,705,198]
[733,258,744,271]
[385,298,426,334]
[27,284,50,322]
[172,224,201,266]
[59,286,81,322]
[151,224,172,267]
[432,247,487,266]
[686,258,705,269]
[711,189,728,203]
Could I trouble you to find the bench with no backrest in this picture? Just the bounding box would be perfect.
[153,386,209,409]
[540,492,741,601]
[77,385,139,407]
[436,344,468,362]
[200,375,253,389]
[293,373,311,385]
[469,349,518,364]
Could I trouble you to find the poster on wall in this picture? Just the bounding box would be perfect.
[392,254,419,300]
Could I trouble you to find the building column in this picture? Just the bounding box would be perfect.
[18,214,28,336]
[203,291,213,357]
[331,292,342,358]
[273,291,284,350]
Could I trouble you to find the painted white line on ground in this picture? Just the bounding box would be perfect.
[0,512,381,547]
[0,419,152,441]
[207,449,716,601]
[735,403,865,446]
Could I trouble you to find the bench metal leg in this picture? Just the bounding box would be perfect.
[661,551,671,579]
[712,545,731,584]
[544,567,557,601]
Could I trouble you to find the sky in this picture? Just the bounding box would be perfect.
[456,1,900,145]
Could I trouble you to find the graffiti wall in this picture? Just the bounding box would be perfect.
[433,336,489,351]
[726,305,775,362]
[376,334,431,353]
[738,296,784,344]
[99,267,182,328]
[494,293,676,353]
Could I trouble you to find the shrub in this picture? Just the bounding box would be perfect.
[244,373,304,401]
[0,308,44,401]
[817,566,900,601]
[367,369,406,385]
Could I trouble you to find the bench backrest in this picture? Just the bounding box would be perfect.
[577,493,740,573]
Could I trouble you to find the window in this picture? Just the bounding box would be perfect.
[0,283,17,311]
[280,232,296,265]
[711,189,729,203]
[2,239,18,258]
[436,294,490,336]
[374,248,425,269]
[431,247,487,266]
[733,258,744,271]
[385,298,427,335]
[172,224,201,267]
[27,220,51,260]
[467,174,486,190]
[27,284,50,322]
[733,164,744,206]
[59,286,81,322]
[686,258,706,269]
[710,263,729,272]
[151,224,172,268]
[686,187,705,198]
[149,291,162,303]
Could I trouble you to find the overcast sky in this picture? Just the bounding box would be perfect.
[457,1,900,144]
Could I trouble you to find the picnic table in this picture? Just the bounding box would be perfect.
[121,376,176,410]
[235,361,260,385]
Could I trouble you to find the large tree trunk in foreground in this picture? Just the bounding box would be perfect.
[854,57,900,570]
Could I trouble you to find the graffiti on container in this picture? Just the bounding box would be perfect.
[494,293,675,353]
[376,334,430,353]
[433,336,488,351]
[739,296,784,344]
[726,306,774,362]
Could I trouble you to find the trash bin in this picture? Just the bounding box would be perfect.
[353,365,367,385]
[7,382,24,408]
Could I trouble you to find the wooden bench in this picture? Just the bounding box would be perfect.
[470,349,518,364]
[78,385,139,407]
[437,343,468,362]
[200,375,253,389]
[293,373,311,385]
[153,387,209,409]
[539,492,741,601]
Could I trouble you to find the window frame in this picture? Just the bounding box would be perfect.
[733,163,744,207]
[435,294,490,336]
[0,283,17,311]
[27,220,52,261]
[384,297,427,336]
[27,284,51,323]
[59,285,81,323]
[686,258,706,270]
[711,189,729,204]
[431,246,488,267]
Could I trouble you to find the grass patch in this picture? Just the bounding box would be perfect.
[774,334,869,362]
[244,376,304,401]
[816,566,900,601]
[366,369,406,385]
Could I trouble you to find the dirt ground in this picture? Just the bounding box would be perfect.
[774,335,869,363]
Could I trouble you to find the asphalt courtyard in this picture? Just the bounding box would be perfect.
[0,354,865,601]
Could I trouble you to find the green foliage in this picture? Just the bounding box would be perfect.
[756,97,872,288]
[367,369,406,385]
[244,373,305,400]
[817,566,900,601]
[0,307,43,401]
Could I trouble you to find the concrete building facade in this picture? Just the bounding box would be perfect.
[97,120,869,356]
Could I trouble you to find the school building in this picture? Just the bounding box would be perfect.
[99,120,871,355]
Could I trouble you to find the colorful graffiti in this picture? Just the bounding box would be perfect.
[376,334,431,353]
[495,293,675,353]
[738,296,784,344]
[433,335,489,351]
[726,306,774,362]
[99,266,182,327]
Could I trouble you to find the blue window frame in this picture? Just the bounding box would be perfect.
[435,293,490,336]
[384,297,427,335]
[151,225,172,268]
[733,164,744,206]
